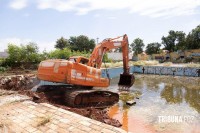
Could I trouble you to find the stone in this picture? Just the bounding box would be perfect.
[126,100,136,105]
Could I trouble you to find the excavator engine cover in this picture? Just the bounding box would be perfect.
[118,73,135,87]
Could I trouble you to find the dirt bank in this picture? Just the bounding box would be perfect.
[0,74,121,127]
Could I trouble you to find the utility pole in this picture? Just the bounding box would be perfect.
[96,37,99,44]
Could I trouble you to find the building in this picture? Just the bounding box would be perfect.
[137,52,149,60]
[0,50,8,58]
[107,52,133,61]
[152,49,200,62]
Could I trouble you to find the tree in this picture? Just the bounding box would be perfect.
[49,48,71,59]
[7,44,22,64]
[162,30,186,52]
[162,30,177,52]
[145,42,161,55]
[21,42,40,63]
[131,38,145,55]
[55,37,69,49]
[186,25,200,49]
[69,35,95,52]
[175,31,186,50]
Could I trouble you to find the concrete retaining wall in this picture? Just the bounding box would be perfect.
[101,66,200,78]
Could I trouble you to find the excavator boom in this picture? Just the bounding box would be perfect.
[87,34,134,87]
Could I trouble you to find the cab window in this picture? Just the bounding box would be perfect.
[69,58,76,62]
[80,58,89,65]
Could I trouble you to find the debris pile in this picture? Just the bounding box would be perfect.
[0,75,35,90]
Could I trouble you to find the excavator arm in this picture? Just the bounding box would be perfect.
[88,34,129,70]
[88,34,134,87]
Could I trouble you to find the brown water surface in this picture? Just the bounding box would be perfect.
[108,74,200,133]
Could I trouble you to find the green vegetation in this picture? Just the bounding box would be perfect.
[1,43,44,68]
[103,53,112,63]
[0,67,6,72]
[186,63,200,68]
[161,25,200,52]
[102,61,123,68]
[162,62,173,66]
[0,35,95,69]
[102,60,159,68]
[132,25,200,54]
[68,35,95,52]
[55,37,69,50]
[1,24,199,70]
[55,35,95,52]
[145,42,161,55]
[131,38,145,55]
[131,60,159,66]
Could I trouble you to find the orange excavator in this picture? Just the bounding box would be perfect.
[37,34,134,107]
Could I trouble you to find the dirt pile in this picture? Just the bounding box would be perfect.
[0,74,35,90]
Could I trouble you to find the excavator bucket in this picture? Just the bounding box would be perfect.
[118,73,135,88]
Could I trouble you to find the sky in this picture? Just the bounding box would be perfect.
[0,0,200,52]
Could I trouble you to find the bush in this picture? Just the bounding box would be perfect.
[185,57,193,63]
[0,67,6,72]
[49,48,71,59]
[103,53,112,63]
[49,48,92,60]
[4,43,42,68]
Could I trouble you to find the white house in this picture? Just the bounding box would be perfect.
[0,50,8,58]
[107,52,133,61]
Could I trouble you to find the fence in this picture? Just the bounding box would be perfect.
[101,66,200,78]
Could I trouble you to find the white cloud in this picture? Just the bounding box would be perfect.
[0,38,55,52]
[8,0,200,17]
[35,0,200,18]
[107,16,117,20]
[9,0,28,10]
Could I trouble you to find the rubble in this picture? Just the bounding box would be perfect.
[126,100,136,106]
[0,75,35,90]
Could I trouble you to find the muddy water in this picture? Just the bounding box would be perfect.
[108,74,200,133]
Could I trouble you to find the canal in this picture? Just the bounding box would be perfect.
[108,74,200,133]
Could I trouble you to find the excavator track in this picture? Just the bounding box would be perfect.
[34,83,119,108]
[65,88,119,107]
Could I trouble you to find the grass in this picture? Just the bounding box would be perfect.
[101,60,159,68]
[186,63,200,68]
[101,61,123,68]
[36,116,51,127]
[162,62,173,66]
[131,60,159,66]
